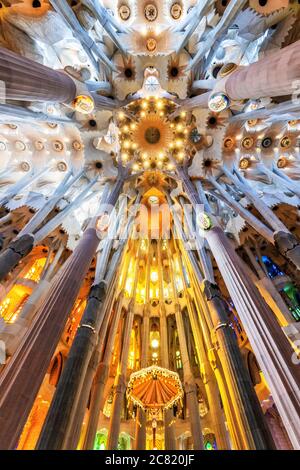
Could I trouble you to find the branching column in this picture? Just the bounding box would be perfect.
[204,226,300,449]
[225,40,300,100]
[0,46,76,103]
[37,188,128,450]
[178,168,275,449]
[0,179,124,449]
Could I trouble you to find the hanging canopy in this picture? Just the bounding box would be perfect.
[127,365,183,411]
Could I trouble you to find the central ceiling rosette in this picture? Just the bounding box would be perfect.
[117,97,193,171]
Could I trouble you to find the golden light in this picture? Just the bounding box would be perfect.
[140,111,146,118]
[151,338,159,349]
[152,352,158,359]
[123,125,129,133]
[118,111,125,120]
[150,270,159,283]
[141,101,148,109]
[142,152,148,160]
[176,123,183,132]
[167,163,174,171]
[156,100,163,110]
[130,123,137,130]
[180,111,187,118]
[158,151,164,160]
[124,140,130,149]
[143,161,150,169]
[125,276,133,296]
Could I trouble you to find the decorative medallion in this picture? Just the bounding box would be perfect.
[250,0,289,16]
[167,56,186,81]
[144,3,158,22]
[53,140,64,152]
[197,212,212,231]
[34,140,44,151]
[144,75,160,92]
[170,2,182,20]
[15,140,26,151]
[223,137,234,150]
[57,161,68,172]
[207,112,227,129]
[239,157,251,170]
[261,137,272,148]
[72,95,94,114]
[241,137,254,150]
[20,161,31,172]
[208,93,230,112]
[145,127,161,144]
[146,37,157,52]
[119,4,131,21]
[277,156,288,169]
[72,140,82,151]
[116,56,136,82]
[127,112,173,160]
[247,119,258,127]
[280,136,291,149]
